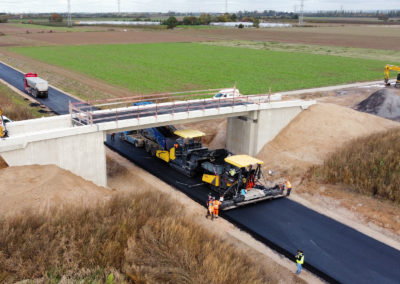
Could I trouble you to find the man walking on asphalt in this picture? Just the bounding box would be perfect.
[295,250,305,275]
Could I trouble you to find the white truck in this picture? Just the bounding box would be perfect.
[24,73,48,98]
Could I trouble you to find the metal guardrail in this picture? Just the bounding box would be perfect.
[69,88,273,126]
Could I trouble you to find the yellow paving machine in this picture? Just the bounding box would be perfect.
[202,155,287,210]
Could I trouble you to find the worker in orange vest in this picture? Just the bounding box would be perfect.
[213,197,221,218]
[285,179,292,196]
[206,194,212,219]
[207,197,215,220]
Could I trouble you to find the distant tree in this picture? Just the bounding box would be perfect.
[0,14,8,23]
[199,13,211,25]
[292,14,299,20]
[165,16,178,29]
[183,16,198,25]
[49,13,63,22]
[230,13,237,21]
[253,18,260,28]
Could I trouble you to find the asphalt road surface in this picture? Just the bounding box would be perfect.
[2,60,399,283]
[106,135,400,284]
[0,62,81,115]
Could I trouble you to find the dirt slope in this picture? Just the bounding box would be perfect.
[0,164,112,216]
[257,103,399,173]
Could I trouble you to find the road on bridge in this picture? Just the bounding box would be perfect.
[1,61,400,283]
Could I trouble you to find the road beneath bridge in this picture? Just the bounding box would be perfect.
[1,60,400,284]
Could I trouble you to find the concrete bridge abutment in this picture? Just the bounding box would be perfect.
[0,116,107,187]
[226,105,306,156]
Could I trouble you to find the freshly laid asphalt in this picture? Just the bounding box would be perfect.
[2,60,400,283]
[0,62,81,115]
[106,135,400,284]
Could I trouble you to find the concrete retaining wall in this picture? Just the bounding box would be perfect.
[1,131,107,187]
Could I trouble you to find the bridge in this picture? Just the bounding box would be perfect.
[0,92,315,186]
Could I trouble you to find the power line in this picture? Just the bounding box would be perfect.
[299,0,304,26]
[67,0,72,27]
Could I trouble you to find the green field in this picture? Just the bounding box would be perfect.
[9,43,391,95]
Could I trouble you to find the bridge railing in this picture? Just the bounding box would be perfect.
[70,88,273,126]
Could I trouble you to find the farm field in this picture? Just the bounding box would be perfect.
[1,22,400,50]
[9,43,394,95]
[205,41,400,62]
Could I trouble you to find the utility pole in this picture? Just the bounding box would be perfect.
[67,0,72,27]
[118,0,121,16]
[225,0,228,13]
[299,0,304,26]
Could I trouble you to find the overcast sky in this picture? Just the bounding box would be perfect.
[1,0,397,13]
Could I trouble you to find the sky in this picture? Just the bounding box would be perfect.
[1,0,398,14]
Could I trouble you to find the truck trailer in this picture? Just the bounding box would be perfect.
[24,73,48,98]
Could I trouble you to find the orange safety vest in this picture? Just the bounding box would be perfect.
[209,202,214,213]
[286,180,292,189]
[213,200,221,209]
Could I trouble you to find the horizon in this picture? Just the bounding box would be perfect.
[1,0,400,14]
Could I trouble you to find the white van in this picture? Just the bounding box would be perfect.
[213,88,241,99]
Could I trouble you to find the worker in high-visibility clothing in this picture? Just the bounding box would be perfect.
[207,197,215,220]
[206,194,213,219]
[213,197,222,218]
[295,250,305,275]
[285,179,292,196]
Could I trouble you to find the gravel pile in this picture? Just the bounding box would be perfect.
[356,88,400,121]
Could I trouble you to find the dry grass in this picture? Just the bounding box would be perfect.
[0,191,302,283]
[0,82,45,120]
[309,128,400,203]
[106,155,128,178]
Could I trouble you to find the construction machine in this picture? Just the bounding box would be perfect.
[384,64,400,88]
[156,129,229,177]
[202,155,286,210]
[122,125,287,209]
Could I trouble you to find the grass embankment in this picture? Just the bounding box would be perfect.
[9,43,390,95]
[0,82,45,120]
[0,191,302,283]
[310,128,400,203]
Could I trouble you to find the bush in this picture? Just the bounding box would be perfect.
[199,13,211,25]
[253,18,260,28]
[164,16,178,29]
[238,23,244,29]
[309,128,400,203]
[0,15,8,23]
[49,13,63,23]
[182,16,199,25]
